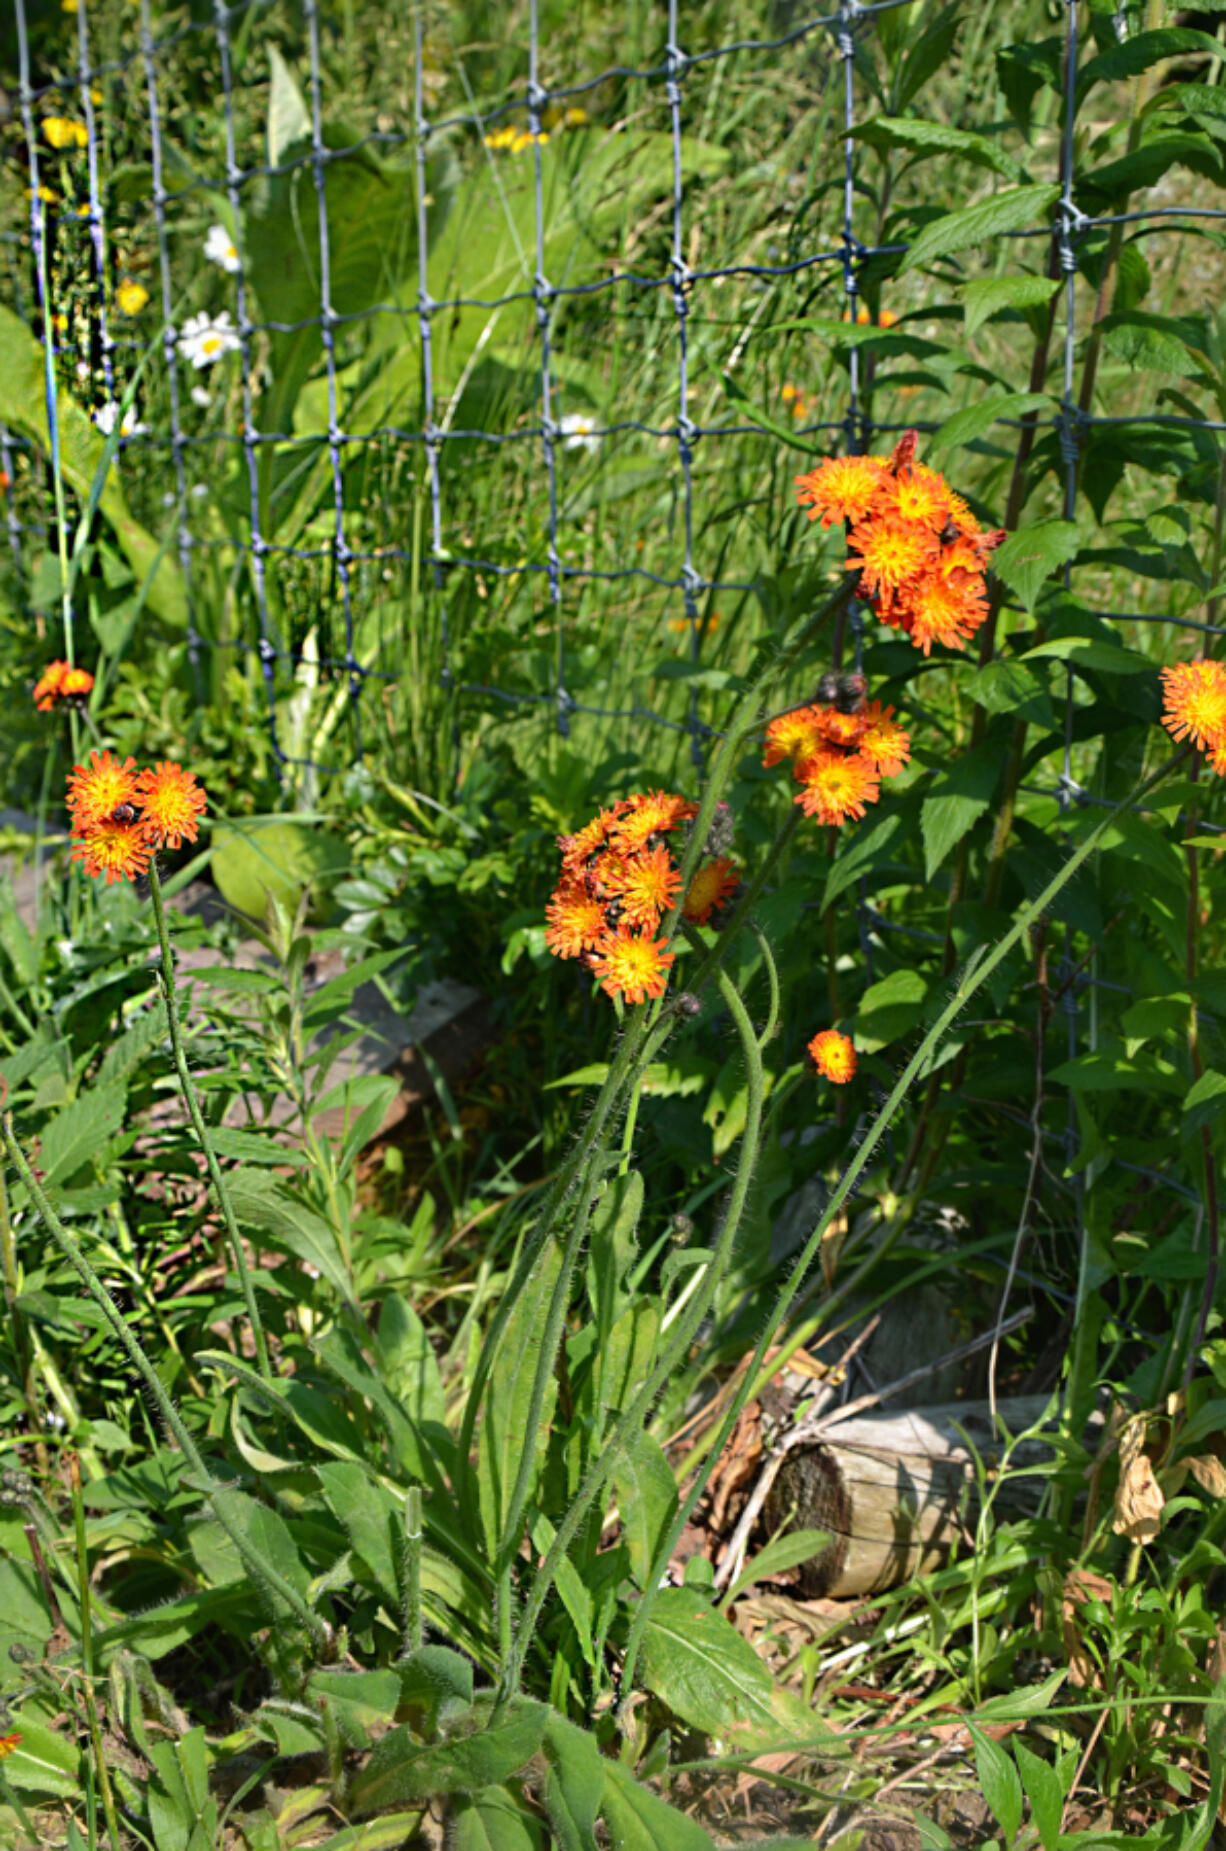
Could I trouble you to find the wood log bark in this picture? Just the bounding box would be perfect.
[763,1395,1070,1599]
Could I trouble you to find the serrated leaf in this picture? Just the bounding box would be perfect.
[1101,311,1209,378]
[960,278,1059,339]
[855,968,929,1053]
[852,115,1024,182]
[929,389,1051,458]
[898,183,1060,275]
[226,1168,356,1305]
[39,1081,126,1186]
[921,748,1001,880]
[824,808,906,909]
[964,657,1055,728]
[1077,27,1224,105]
[896,5,963,112]
[992,520,1080,613]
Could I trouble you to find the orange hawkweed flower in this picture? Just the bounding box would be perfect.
[612,789,697,852]
[899,570,988,655]
[683,855,739,926]
[794,749,880,825]
[600,843,682,932]
[33,659,70,709]
[794,454,887,529]
[135,761,207,849]
[762,704,826,768]
[875,463,951,533]
[1161,660,1226,753]
[818,706,867,750]
[71,815,151,885]
[0,1732,21,1759]
[859,701,911,778]
[807,1028,857,1084]
[60,665,94,700]
[559,803,623,870]
[545,879,609,958]
[590,930,675,1005]
[847,515,938,604]
[66,749,140,831]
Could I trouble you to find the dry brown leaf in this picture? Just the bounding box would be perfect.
[820,1210,848,1290]
[1188,1454,1226,1500]
[708,1403,764,1534]
[1113,1421,1165,1543]
[732,1749,800,1801]
[1063,1567,1114,1689]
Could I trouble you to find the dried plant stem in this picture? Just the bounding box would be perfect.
[146,859,271,1382]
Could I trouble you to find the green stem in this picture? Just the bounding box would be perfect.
[400,1486,423,1658]
[1,1117,330,1655]
[147,860,271,1382]
[0,1162,45,1471]
[70,1454,122,1851]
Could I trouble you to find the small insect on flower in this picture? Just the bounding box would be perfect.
[67,749,140,831]
[136,761,207,850]
[814,669,867,715]
[1160,659,1226,755]
[807,1028,857,1084]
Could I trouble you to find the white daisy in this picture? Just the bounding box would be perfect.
[190,384,211,408]
[94,400,148,438]
[559,411,600,455]
[178,310,240,370]
[203,222,241,273]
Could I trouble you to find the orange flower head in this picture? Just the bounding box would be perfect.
[61,665,94,700]
[762,703,826,768]
[71,816,151,885]
[847,516,938,601]
[136,761,207,850]
[66,749,140,830]
[33,659,70,710]
[683,855,739,926]
[611,790,697,853]
[818,705,867,751]
[545,879,609,959]
[1207,740,1226,777]
[559,803,623,871]
[601,842,683,932]
[1161,660,1226,753]
[794,748,880,826]
[794,454,888,529]
[900,569,988,655]
[859,702,911,778]
[808,1028,857,1084]
[590,930,675,1005]
[0,1732,21,1760]
[877,463,952,533]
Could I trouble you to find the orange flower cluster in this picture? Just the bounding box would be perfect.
[795,431,1005,656]
[763,689,911,827]
[545,791,739,1005]
[67,750,206,885]
[1161,659,1226,772]
[33,658,94,710]
[0,1731,21,1759]
[807,1028,856,1084]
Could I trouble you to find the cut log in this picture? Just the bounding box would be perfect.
[763,1395,1071,1599]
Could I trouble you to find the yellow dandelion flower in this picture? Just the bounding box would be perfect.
[115,278,149,315]
[43,116,89,150]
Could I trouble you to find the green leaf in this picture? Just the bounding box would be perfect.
[896,5,963,113]
[189,1489,312,1608]
[477,1235,563,1560]
[226,1169,356,1305]
[921,747,1002,880]
[266,44,311,165]
[0,304,188,627]
[452,1786,544,1851]
[1077,28,1224,105]
[39,1082,126,1186]
[767,316,947,359]
[1101,311,1209,378]
[852,115,1024,182]
[898,184,1061,276]
[1048,1051,1183,1095]
[210,818,349,922]
[541,1710,604,1851]
[996,39,1064,136]
[374,1296,446,1428]
[960,278,1059,340]
[0,879,37,987]
[855,968,929,1053]
[148,1728,217,1851]
[992,520,1080,614]
[308,1818,430,1851]
[967,1722,1023,1843]
[611,1431,678,1590]
[1021,636,1150,675]
[824,808,907,909]
[963,657,1056,729]
[929,390,1051,457]
[600,1758,718,1851]
[586,1169,645,1355]
[2,1714,80,1796]
[1184,1069,1226,1139]
[397,1645,475,1737]
[1013,1739,1064,1851]
[349,1697,547,1815]
[638,1589,824,1751]
[306,1669,402,1748]
[723,1529,831,1604]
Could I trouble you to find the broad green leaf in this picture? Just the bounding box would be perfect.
[542,1710,604,1851]
[148,1727,217,1851]
[1021,637,1150,676]
[309,1818,430,1851]
[266,44,310,165]
[963,657,1055,729]
[94,1586,251,1662]
[397,1645,475,1737]
[996,39,1064,136]
[638,1589,825,1751]
[960,278,1059,340]
[1013,1739,1065,1851]
[611,1431,678,1590]
[595,1301,660,1422]
[723,1529,831,1604]
[478,1235,564,1560]
[374,1296,446,1428]
[1077,133,1222,207]
[898,184,1061,275]
[992,520,1080,613]
[531,1512,595,1669]
[974,1674,1068,1721]
[896,4,963,113]
[210,817,349,922]
[1184,1069,1226,1139]
[0,879,37,987]
[349,1698,547,1814]
[855,968,929,1053]
[0,304,187,626]
[39,1081,126,1186]
[1101,311,1209,378]
[767,315,947,359]
[824,808,907,909]
[586,1170,645,1355]
[452,1786,544,1851]
[929,389,1051,457]
[226,1169,355,1305]
[601,1758,718,1851]
[189,1488,313,1608]
[967,1722,1022,1843]
[921,747,1002,880]
[852,115,1024,182]
[2,1713,80,1796]
[1076,28,1224,106]
[306,1669,402,1748]
[1047,1052,1183,1095]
